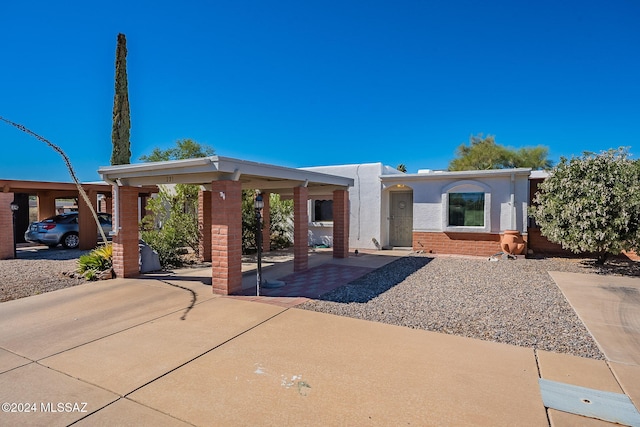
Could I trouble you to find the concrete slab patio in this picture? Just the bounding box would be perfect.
[1,256,639,426]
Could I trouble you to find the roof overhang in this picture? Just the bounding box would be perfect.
[98,156,354,195]
[1,179,115,195]
[380,168,532,185]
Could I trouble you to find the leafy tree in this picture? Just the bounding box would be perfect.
[513,146,553,170]
[268,193,294,250]
[241,190,258,254]
[529,148,640,264]
[141,185,199,267]
[111,33,132,165]
[242,191,293,254]
[139,139,214,162]
[396,164,407,173]
[139,139,292,264]
[139,140,214,267]
[448,134,552,171]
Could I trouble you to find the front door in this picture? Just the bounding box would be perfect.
[389,191,413,247]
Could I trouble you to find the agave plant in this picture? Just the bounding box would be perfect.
[77,243,113,280]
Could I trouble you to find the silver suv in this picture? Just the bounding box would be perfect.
[24,212,112,249]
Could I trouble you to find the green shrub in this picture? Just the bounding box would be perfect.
[269,193,293,250]
[242,191,293,254]
[77,243,113,280]
[530,148,640,264]
[140,185,199,269]
[140,229,183,268]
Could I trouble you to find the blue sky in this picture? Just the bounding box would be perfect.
[1,0,639,182]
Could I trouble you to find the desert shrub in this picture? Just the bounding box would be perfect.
[77,243,113,280]
[242,191,293,253]
[140,184,199,269]
[269,193,293,250]
[530,148,640,264]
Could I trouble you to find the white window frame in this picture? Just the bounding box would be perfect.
[441,180,491,233]
[310,199,333,226]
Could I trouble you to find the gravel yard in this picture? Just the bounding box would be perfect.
[0,247,88,302]
[2,246,638,360]
[300,255,640,360]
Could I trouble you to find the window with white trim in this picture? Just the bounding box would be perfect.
[442,180,491,233]
[313,200,333,222]
[448,192,484,227]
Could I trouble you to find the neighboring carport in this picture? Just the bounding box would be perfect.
[98,156,354,295]
[0,180,158,258]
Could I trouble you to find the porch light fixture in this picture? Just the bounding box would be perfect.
[10,202,19,258]
[254,192,264,296]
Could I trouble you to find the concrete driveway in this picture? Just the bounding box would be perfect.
[549,272,640,413]
[1,258,640,426]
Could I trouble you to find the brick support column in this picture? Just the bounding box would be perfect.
[103,195,113,214]
[293,186,309,272]
[211,181,242,295]
[78,189,98,250]
[37,191,56,220]
[0,193,15,259]
[112,186,140,278]
[198,189,212,262]
[332,189,350,258]
[261,191,271,253]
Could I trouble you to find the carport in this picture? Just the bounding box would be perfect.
[0,180,155,258]
[98,156,354,295]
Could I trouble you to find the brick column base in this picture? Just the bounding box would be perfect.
[198,189,212,262]
[112,186,140,278]
[293,186,309,272]
[332,189,350,258]
[211,181,242,295]
[261,191,271,253]
[0,193,15,259]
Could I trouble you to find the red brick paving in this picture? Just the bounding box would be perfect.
[228,263,375,307]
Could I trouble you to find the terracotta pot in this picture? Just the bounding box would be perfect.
[501,230,525,255]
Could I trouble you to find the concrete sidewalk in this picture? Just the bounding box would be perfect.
[1,254,639,426]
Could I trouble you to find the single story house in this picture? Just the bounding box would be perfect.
[304,163,534,257]
[1,157,573,295]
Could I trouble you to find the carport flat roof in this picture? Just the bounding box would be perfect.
[1,179,112,194]
[0,179,157,196]
[98,156,354,195]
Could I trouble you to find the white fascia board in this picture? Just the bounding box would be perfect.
[98,156,215,176]
[380,168,532,182]
[98,155,353,188]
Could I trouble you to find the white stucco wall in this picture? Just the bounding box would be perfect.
[302,163,403,250]
[381,169,531,235]
[299,164,531,251]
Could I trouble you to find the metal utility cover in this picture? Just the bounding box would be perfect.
[539,378,640,426]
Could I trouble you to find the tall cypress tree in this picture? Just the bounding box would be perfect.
[111,33,131,165]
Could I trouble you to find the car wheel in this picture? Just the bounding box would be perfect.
[62,233,80,249]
